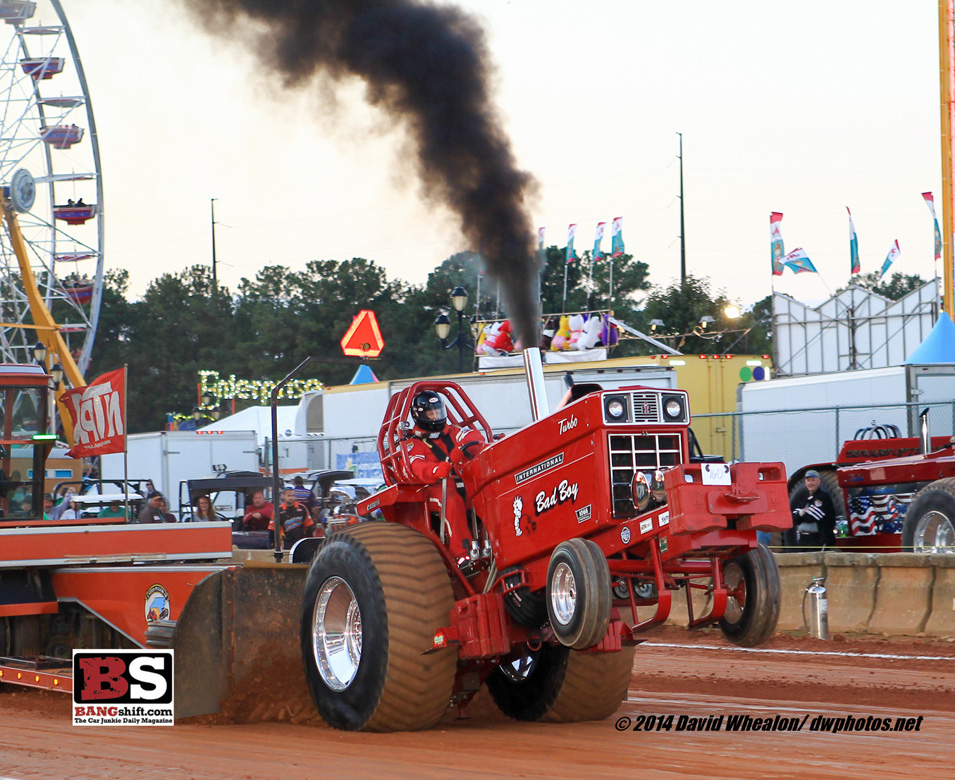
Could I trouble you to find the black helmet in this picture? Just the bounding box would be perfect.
[411,392,447,432]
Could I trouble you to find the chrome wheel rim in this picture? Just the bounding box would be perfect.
[723,562,745,623]
[550,561,577,626]
[499,651,538,682]
[914,510,955,554]
[311,576,362,691]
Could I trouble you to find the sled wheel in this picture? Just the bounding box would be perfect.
[502,567,548,627]
[902,478,955,553]
[486,643,634,722]
[546,538,612,650]
[300,523,455,731]
[719,543,780,647]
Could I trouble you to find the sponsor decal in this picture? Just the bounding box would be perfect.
[558,414,578,435]
[514,453,565,485]
[535,480,579,515]
[620,526,631,544]
[659,537,669,553]
[512,494,537,536]
[366,499,380,511]
[72,650,174,726]
[659,511,670,527]
[639,518,653,534]
[144,585,170,624]
[575,504,592,523]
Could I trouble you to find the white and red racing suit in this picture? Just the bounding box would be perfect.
[403,423,485,554]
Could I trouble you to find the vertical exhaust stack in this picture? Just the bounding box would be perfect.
[920,407,931,455]
[523,347,548,421]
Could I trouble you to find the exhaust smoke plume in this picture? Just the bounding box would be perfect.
[184,0,541,345]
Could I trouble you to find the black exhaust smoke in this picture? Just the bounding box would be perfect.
[183,0,541,346]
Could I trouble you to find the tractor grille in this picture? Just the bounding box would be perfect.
[630,392,660,423]
[608,433,682,516]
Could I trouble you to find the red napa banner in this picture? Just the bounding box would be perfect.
[62,368,127,458]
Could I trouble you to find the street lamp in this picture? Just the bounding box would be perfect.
[51,363,64,386]
[435,286,473,373]
[32,341,47,365]
[699,315,715,330]
[649,318,664,334]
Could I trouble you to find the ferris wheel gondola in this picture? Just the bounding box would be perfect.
[0,0,104,376]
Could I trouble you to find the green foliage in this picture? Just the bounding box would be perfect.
[844,271,930,301]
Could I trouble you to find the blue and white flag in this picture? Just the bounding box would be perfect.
[783,247,817,275]
[611,216,625,257]
[847,207,860,275]
[593,221,606,261]
[879,240,900,279]
[770,212,785,276]
[565,223,577,264]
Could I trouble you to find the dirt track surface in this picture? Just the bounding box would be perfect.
[1,627,953,780]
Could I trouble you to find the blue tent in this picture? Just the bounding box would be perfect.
[349,364,379,384]
[905,312,955,364]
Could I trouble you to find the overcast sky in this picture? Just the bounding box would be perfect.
[56,0,945,311]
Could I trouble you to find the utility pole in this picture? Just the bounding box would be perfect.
[677,132,686,285]
[211,197,219,291]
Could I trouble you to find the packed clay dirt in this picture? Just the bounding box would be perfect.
[1,626,952,780]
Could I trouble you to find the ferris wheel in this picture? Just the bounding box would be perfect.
[0,0,103,375]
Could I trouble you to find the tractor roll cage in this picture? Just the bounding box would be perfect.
[378,381,494,487]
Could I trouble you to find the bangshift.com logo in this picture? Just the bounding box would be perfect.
[72,650,174,726]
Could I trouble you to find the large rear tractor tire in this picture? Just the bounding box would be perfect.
[546,538,612,650]
[718,544,780,647]
[300,523,456,731]
[486,643,634,723]
[901,478,955,553]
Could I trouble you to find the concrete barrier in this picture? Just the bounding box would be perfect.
[867,554,934,635]
[822,552,880,633]
[925,555,955,637]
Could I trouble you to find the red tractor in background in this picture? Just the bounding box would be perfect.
[788,413,955,552]
[300,352,792,732]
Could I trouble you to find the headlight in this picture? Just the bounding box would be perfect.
[605,395,628,421]
[662,395,685,421]
[631,471,652,512]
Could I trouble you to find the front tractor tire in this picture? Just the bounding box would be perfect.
[300,523,456,732]
[486,643,635,723]
[718,544,781,647]
[546,538,612,650]
[902,478,955,553]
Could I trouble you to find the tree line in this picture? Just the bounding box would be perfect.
[85,249,925,433]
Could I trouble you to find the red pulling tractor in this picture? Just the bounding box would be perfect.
[300,353,792,731]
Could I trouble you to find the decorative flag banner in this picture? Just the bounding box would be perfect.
[922,192,942,262]
[62,368,127,458]
[566,223,577,264]
[611,216,625,257]
[847,207,860,275]
[537,226,546,251]
[783,247,817,275]
[880,240,900,280]
[770,212,785,276]
[593,221,606,261]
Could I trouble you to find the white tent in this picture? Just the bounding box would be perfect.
[199,405,300,446]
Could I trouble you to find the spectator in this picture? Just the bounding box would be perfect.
[48,486,74,520]
[98,500,126,520]
[787,470,836,551]
[136,491,167,524]
[292,475,317,516]
[242,490,273,531]
[42,492,54,519]
[157,497,177,523]
[191,494,217,522]
[276,486,314,547]
[60,497,83,520]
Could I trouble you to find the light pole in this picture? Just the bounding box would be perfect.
[435,286,473,373]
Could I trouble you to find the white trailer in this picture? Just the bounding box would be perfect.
[100,430,260,516]
[738,364,955,473]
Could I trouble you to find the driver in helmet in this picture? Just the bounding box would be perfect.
[404,391,485,556]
